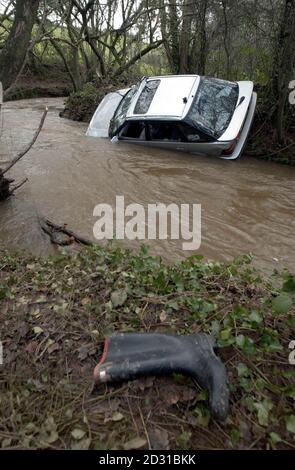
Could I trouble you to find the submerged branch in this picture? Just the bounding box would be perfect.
[2,107,48,176]
[9,178,28,195]
[40,217,93,247]
[0,107,48,200]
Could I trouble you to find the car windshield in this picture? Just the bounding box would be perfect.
[186,77,239,139]
[109,82,141,136]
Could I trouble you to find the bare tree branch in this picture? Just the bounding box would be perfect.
[2,107,48,176]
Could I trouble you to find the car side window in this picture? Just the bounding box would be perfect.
[178,122,213,142]
[119,121,146,139]
[148,122,183,141]
[109,82,140,136]
[146,122,209,143]
[118,120,213,143]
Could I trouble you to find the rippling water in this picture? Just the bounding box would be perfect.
[0,97,294,274]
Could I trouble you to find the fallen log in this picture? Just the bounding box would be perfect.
[0,105,48,201]
[39,217,93,247]
[9,177,29,196]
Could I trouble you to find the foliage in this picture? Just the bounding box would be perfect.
[0,246,294,449]
[61,82,113,122]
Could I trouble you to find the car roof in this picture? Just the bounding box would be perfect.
[126,75,200,120]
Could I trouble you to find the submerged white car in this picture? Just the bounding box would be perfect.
[87,75,257,160]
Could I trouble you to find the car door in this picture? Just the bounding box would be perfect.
[143,121,224,156]
[86,89,129,138]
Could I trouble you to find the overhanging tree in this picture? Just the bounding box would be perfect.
[271,0,295,143]
[0,0,40,91]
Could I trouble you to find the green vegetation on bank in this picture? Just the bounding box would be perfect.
[60,82,119,122]
[0,246,294,450]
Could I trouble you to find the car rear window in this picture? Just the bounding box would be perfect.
[186,77,239,139]
[134,80,160,114]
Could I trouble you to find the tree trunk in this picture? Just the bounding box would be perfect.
[168,0,180,74]
[70,47,83,91]
[49,38,78,92]
[0,0,40,91]
[221,0,231,79]
[196,0,208,75]
[179,0,194,74]
[272,0,295,144]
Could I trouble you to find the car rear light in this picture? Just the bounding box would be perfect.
[222,140,237,156]
[221,133,241,156]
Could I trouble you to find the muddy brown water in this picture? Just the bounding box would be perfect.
[0,97,294,275]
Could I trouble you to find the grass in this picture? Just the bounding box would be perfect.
[0,245,294,450]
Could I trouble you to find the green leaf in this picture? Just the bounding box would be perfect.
[269,432,282,445]
[71,438,91,450]
[71,428,86,440]
[282,275,295,293]
[236,335,255,354]
[65,408,73,419]
[194,406,210,427]
[111,412,124,422]
[220,328,231,341]
[230,428,241,446]
[1,438,12,448]
[0,286,10,300]
[123,437,147,450]
[154,271,167,291]
[176,431,192,449]
[211,320,220,336]
[42,430,59,444]
[237,363,249,378]
[232,304,248,317]
[199,300,215,315]
[249,310,262,324]
[111,290,127,308]
[254,399,273,427]
[168,300,179,311]
[39,416,59,445]
[236,335,245,348]
[272,294,293,314]
[285,415,295,433]
[285,385,295,399]
[33,326,43,335]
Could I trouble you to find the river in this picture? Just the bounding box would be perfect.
[0,97,294,275]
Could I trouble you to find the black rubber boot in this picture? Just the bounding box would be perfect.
[94,332,229,421]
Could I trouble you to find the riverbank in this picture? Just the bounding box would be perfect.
[0,246,294,450]
[59,82,118,123]
[4,77,72,102]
